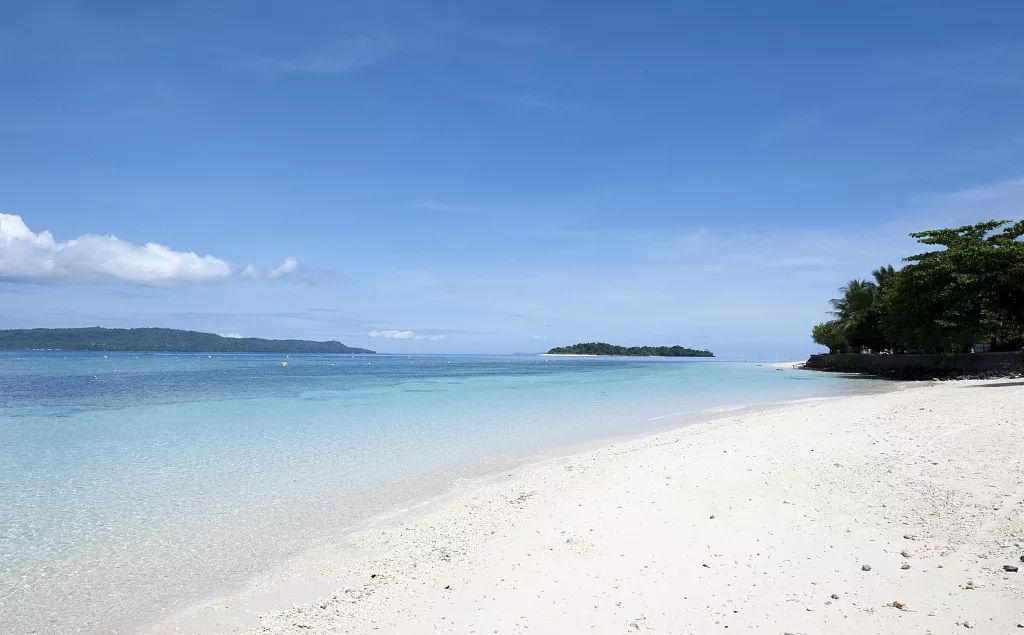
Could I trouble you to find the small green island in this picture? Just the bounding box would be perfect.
[546,342,714,357]
[0,327,374,354]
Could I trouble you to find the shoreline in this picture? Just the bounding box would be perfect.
[153,386,902,634]
[152,390,860,632]
[151,378,1024,633]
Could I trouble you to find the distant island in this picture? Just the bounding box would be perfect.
[0,327,374,354]
[546,342,714,357]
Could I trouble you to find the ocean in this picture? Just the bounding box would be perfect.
[0,352,883,632]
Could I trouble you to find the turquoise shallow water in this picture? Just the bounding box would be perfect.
[0,352,883,632]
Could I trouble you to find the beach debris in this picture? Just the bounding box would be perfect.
[1004,565,1019,573]
[963,580,976,590]
[709,515,716,519]
[702,563,710,568]
[888,600,906,610]
[830,593,840,600]
[962,621,974,629]
[861,564,872,571]
[903,533,915,539]
[900,549,911,558]
[444,584,451,590]
[901,563,911,570]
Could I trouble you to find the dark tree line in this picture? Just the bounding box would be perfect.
[547,342,714,357]
[812,219,1024,354]
[0,327,374,353]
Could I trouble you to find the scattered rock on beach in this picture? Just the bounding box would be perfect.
[1004,565,1019,573]
[888,600,906,610]
[901,563,911,570]
[861,564,872,571]
[900,549,911,558]
[830,593,839,600]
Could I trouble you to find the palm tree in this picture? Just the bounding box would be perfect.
[871,264,896,288]
[830,279,878,320]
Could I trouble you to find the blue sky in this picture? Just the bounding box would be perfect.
[1,1,1023,358]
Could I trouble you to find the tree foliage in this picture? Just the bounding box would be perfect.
[0,327,375,353]
[811,320,847,354]
[811,219,1024,354]
[548,342,714,357]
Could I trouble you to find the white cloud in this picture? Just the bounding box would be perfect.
[502,93,582,113]
[240,257,299,281]
[0,213,232,285]
[268,257,298,279]
[370,329,416,339]
[408,200,478,214]
[251,36,398,76]
[368,330,447,341]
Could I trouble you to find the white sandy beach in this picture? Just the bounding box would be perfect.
[158,379,1024,634]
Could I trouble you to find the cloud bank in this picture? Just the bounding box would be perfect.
[369,329,415,339]
[0,214,300,286]
[369,329,447,341]
[0,213,232,285]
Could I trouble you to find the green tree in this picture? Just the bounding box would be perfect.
[811,320,848,354]
[872,264,897,288]
[827,278,890,353]
[880,219,1024,352]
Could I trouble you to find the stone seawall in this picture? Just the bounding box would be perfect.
[804,352,1023,379]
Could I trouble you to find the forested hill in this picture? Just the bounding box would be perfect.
[0,327,374,353]
[546,342,714,357]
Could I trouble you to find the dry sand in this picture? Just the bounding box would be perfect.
[158,379,1024,634]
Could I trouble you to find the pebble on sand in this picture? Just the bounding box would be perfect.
[861,564,872,571]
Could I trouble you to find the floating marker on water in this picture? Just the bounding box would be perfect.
[280,361,288,368]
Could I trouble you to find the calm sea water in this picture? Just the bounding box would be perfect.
[0,352,882,632]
